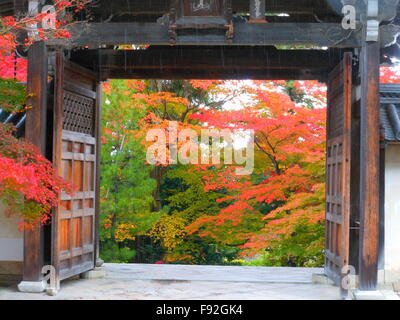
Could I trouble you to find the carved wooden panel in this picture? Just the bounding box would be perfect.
[169,0,233,41]
[181,0,223,16]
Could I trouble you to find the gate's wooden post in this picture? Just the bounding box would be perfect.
[51,50,65,292]
[358,39,381,291]
[94,82,103,267]
[18,41,48,293]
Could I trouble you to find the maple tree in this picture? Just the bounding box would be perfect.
[0,1,89,228]
[0,124,72,230]
[109,78,328,265]
[97,69,400,266]
[100,79,237,263]
[380,65,400,84]
[0,1,91,108]
[131,80,235,213]
[182,80,327,266]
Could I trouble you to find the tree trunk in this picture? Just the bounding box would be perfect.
[151,165,167,211]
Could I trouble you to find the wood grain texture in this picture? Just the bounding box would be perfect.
[325,53,352,297]
[359,40,381,290]
[94,82,102,266]
[89,0,337,17]
[71,46,346,81]
[52,57,97,282]
[51,50,65,288]
[47,22,362,48]
[23,41,48,282]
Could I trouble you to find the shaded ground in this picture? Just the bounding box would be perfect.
[0,264,340,300]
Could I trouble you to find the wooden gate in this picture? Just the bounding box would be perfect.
[325,53,352,291]
[52,53,100,282]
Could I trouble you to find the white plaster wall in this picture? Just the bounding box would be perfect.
[0,202,23,262]
[384,145,400,278]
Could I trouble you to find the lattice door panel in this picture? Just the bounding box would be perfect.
[63,91,95,135]
[325,53,352,292]
[52,57,98,282]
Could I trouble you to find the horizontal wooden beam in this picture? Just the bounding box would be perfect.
[73,46,341,70]
[91,0,338,17]
[97,67,326,81]
[49,22,362,48]
[71,46,339,81]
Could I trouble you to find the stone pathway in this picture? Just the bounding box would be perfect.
[105,264,324,283]
[0,264,340,300]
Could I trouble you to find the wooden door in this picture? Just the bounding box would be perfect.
[325,53,352,292]
[52,53,100,282]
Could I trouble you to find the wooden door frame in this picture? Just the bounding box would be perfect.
[20,42,382,293]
